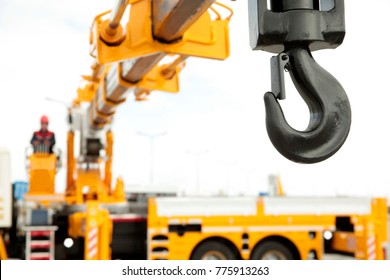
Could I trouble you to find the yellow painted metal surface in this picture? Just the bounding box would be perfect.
[66,131,75,196]
[147,197,388,260]
[339,198,388,260]
[112,177,126,202]
[147,198,325,260]
[331,232,357,254]
[275,176,285,196]
[76,81,98,103]
[90,0,231,65]
[373,198,388,258]
[76,169,105,203]
[81,0,232,130]
[0,233,8,260]
[66,166,126,204]
[28,153,56,195]
[104,131,113,190]
[69,201,112,260]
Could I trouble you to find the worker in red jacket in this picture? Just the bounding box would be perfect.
[30,115,56,153]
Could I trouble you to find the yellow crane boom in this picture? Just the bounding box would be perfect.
[66,0,232,203]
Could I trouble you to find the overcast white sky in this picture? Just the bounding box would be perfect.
[1,0,390,201]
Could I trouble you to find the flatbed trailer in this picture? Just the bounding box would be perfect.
[147,196,388,260]
[4,188,388,260]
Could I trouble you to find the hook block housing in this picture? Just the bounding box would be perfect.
[248,0,345,53]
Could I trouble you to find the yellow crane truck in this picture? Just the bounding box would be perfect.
[3,179,389,260]
[1,144,388,260]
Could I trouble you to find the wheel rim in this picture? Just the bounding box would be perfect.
[201,250,227,260]
[261,250,287,260]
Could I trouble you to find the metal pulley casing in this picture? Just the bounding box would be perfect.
[248,0,345,53]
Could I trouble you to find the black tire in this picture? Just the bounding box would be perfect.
[191,241,236,260]
[251,241,294,260]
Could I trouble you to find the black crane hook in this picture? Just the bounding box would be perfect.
[248,0,350,163]
[264,46,351,163]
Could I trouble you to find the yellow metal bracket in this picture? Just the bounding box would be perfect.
[77,80,99,103]
[90,0,231,65]
[68,201,112,260]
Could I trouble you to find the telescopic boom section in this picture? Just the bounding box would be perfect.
[108,0,128,30]
[87,0,217,131]
[152,0,216,42]
[123,0,216,83]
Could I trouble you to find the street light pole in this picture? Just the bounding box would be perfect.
[220,161,237,193]
[187,150,208,193]
[137,131,167,186]
[241,168,256,194]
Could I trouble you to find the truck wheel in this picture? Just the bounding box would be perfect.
[191,241,236,260]
[251,241,294,260]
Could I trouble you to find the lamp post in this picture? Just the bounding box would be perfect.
[137,131,167,186]
[241,168,256,194]
[220,161,237,193]
[187,150,208,193]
